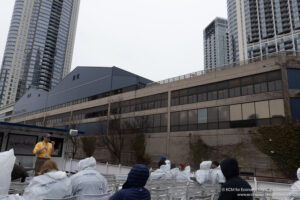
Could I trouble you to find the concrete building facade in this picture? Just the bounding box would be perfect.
[0,0,80,107]
[204,17,230,70]
[8,54,300,174]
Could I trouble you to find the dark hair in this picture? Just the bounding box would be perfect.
[158,160,166,168]
[212,161,220,167]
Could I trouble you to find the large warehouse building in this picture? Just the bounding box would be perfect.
[4,53,300,175]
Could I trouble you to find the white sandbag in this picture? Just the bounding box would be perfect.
[0,149,16,195]
[0,195,24,200]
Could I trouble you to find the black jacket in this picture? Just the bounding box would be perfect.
[109,164,150,200]
[218,158,253,200]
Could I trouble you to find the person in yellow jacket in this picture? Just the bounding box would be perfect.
[33,133,55,175]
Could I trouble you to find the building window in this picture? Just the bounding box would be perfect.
[288,69,300,89]
[241,77,254,96]
[230,104,242,121]
[207,107,218,129]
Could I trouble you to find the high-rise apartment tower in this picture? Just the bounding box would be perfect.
[204,17,230,70]
[227,0,300,63]
[0,0,80,106]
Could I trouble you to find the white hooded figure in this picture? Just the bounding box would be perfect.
[0,149,23,200]
[195,161,212,185]
[287,168,300,200]
[150,160,171,180]
[211,166,226,184]
[0,149,16,195]
[23,171,72,200]
[70,157,108,197]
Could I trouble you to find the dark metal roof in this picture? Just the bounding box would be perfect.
[12,66,153,117]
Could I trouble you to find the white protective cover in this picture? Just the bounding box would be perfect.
[71,157,108,196]
[150,160,171,180]
[287,168,300,200]
[0,194,24,200]
[211,166,226,184]
[176,166,192,181]
[195,161,212,185]
[0,195,23,200]
[0,149,16,195]
[22,171,72,200]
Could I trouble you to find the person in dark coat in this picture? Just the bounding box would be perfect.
[218,158,253,200]
[109,164,150,200]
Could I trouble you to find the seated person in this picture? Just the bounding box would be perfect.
[210,161,225,185]
[169,163,179,179]
[218,158,252,200]
[175,162,192,181]
[195,161,212,185]
[70,157,108,196]
[149,157,171,180]
[109,164,150,200]
[23,160,72,200]
[11,164,29,182]
[0,149,16,196]
[211,161,219,169]
[287,168,300,200]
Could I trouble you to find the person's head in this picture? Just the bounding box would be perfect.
[40,160,58,175]
[160,156,166,162]
[220,158,239,180]
[43,133,52,143]
[211,161,219,169]
[123,164,149,188]
[78,157,96,171]
[158,160,166,168]
[179,162,186,171]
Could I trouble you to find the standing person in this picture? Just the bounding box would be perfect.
[109,164,150,200]
[23,160,72,200]
[218,158,252,200]
[33,133,55,175]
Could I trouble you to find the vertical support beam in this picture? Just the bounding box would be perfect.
[166,90,171,157]
[278,57,292,121]
[107,101,111,135]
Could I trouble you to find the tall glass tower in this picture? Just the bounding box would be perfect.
[204,17,230,70]
[0,0,80,106]
[228,0,300,63]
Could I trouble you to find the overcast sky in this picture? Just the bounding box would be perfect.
[0,0,227,82]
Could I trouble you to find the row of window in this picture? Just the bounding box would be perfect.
[170,99,285,132]
[45,105,109,126]
[111,93,168,114]
[16,84,141,118]
[171,71,282,106]
[117,113,168,134]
